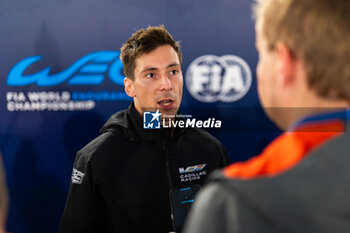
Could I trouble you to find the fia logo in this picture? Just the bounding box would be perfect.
[179,164,206,174]
[185,55,252,103]
[143,110,161,129]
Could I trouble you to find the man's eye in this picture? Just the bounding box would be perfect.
[170,70,178,75]
[146,73,155,78]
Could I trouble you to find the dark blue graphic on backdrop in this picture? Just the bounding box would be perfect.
[0,0,280,232]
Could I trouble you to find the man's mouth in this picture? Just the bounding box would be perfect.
[157,99,175,107]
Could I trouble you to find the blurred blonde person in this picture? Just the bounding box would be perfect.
[184,0,350,232]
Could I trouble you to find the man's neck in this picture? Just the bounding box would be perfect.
[283,99,349,131]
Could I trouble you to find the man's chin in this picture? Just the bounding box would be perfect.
[159,108,178,119]
[141,105,179,118]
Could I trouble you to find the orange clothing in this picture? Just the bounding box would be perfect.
[224,120,344,179]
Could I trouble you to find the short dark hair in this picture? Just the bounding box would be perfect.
[120,25,182,80]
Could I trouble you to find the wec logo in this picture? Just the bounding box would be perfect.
[7,51,125,86]
[179,164,206,174]
[186,55,252,103]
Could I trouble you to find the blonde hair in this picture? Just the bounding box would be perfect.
[254,0,350,101]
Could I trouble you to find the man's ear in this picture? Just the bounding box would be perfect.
[275,42,297,87]
[124,77,136,97]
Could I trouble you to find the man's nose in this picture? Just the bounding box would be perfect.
[159,74,172,91]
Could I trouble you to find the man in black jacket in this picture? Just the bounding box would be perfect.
[58,25,228,233]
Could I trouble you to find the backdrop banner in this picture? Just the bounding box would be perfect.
[0,0,280,232]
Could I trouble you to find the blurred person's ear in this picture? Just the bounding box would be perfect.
[275,42,298,89]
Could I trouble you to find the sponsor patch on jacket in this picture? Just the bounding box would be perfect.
[179,164,207,182]
[71,168,85,184]
[179,164,206,174]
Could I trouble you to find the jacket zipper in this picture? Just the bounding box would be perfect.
[163,143,173,189]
